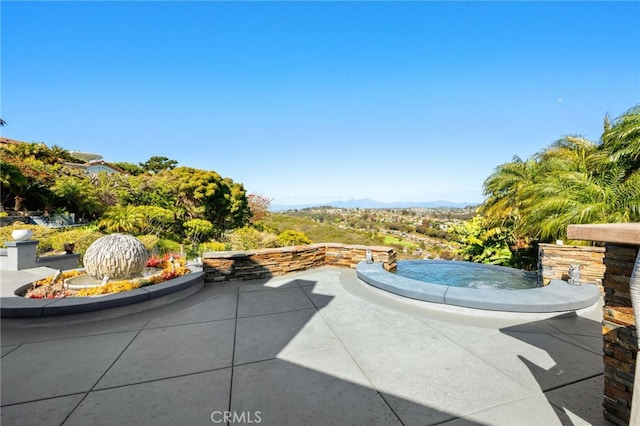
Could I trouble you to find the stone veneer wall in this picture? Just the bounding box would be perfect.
[538,243,606,290]
[602,244,640,425]
[203,243,397,283]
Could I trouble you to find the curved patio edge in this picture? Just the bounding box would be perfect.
[356,261,600,313]
[0,271,205,318]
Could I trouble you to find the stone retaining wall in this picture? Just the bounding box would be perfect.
[538,243,606,290]
[601,244,640,425]
[203,243,397,283]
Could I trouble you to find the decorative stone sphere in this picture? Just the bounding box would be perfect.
[12,229,33,241]
[83,234,148,280]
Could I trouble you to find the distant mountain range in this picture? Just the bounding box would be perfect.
[271,198,479,211]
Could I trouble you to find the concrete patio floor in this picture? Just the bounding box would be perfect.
[1,266,610,425]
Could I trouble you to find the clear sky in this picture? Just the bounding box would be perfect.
[2,1,639,206]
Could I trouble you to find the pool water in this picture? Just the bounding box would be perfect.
[395,260,541,290]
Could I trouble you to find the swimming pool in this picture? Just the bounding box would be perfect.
[356,261,600,313]
[395,260,541,290]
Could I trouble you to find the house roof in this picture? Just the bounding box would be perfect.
[62,160,123,174]
[67,150,103,162]
[0,137,31,145]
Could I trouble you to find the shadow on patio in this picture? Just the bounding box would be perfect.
[1,267,606,425]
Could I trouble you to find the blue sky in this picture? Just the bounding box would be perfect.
[2,1,639,206]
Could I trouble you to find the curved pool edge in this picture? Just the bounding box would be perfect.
[356,261,600,313]
[0,271,205,318]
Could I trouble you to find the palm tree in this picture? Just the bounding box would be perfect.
[601,105,640,177]
[480,156,541,237]
[0,118,6,126]
[479,104,640,242]
[538,135,599,173]
[98,205,146,234]
[3,142,51,162]
[32,189,61,217]
[518,163,639,239]
[48,145,75,163]
[0,163,32,210]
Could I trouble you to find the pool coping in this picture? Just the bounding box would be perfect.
[356,261,601,313]
[0,271,205,318]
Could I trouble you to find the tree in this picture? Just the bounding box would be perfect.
[247,193,272,223]
[162,167,250,235]
[480,155,540,241]
[479,104,640,243]
[2,142,51,163]
[133,205,176,236]
[1,141,82,166]
[600,105,640,177]
[0,157,58,211]
[224,177,252,230]
[48,145,83,164]
[52,175,102,219]
[139,156,178,174]
[537,135,598,174]
[519,168,639,240]
[89,172,129,207]
[518,109,640,240]
[0,163,31,210]
[112,161,145,176]
[33,188,60,216]
[119,174,175,209]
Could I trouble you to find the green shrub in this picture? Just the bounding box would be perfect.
[43,228,104,262]
[227,226,278,251]
[199,241,229,252]
[276,230,312,247]
[137,234,160,252]
[451,217,513,265]
[157,238,183,255]
[36,240,55,254]
[251,222,278,233]
[183,218,215,244]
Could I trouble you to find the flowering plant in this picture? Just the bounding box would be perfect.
[146,253,186,269]
[26,255,190,298]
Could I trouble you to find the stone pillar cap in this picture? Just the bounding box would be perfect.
[4,240,39,247]
[567,223,640,245]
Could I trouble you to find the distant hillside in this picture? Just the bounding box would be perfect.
[272,198,478,211]
[263,213,386,246]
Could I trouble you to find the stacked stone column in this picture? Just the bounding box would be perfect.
[601,244,640,424]
[567,223,640,426]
